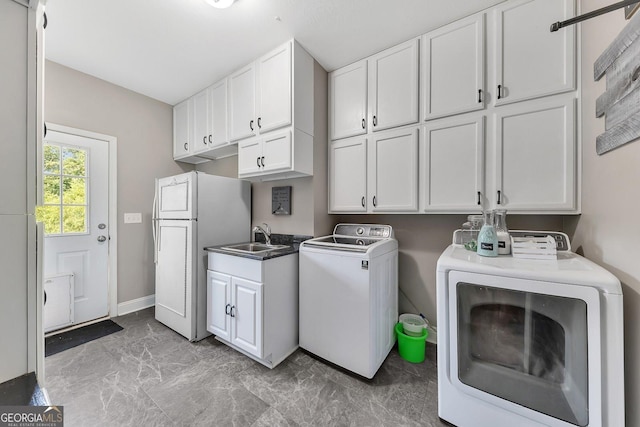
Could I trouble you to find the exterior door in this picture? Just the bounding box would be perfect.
[41,131,109,325]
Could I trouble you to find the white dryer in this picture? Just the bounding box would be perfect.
[299,224,398,379]
[437,230,624,427]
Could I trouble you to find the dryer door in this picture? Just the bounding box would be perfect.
[447,271,601,427]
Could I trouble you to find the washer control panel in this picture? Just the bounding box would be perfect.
[333,223,393,239]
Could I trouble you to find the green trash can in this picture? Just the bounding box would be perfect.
[395,322,428,363]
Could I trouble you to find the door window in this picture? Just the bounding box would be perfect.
[38,143,89,235]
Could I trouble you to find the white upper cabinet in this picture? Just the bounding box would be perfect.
[174,78,234,163]
[421,116,485,212]
[329,60,368,140]
[422,14,485,120]
[192,88,211,154]
[173,98,191,158]
[209,79,229,149]
[329,136,367,213]
[330,39,419,140]
[368,127,419,212]
[368,39,420,132]
[494,95,576,212]
[234,41,315,181]
[230,42,292,142]
[238,130,293,177]
[257,43,292,134]
[493,0,575,106]
[173,98,209,164]
[229,63,257,142]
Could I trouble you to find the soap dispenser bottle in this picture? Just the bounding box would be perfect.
[477,210,498,257]
[494,209,511,255]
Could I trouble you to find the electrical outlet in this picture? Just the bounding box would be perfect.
[124,213,142,224]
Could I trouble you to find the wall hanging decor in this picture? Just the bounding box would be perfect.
[594,10,640,154]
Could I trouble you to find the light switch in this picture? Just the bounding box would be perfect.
[124,213,142,224]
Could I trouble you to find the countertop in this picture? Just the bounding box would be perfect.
[205,233,312,261]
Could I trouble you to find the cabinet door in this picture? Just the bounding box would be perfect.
[229,62,256,141]
[369,38,419,132]
[192,88,211,154]
[257,42,292,134]
[207,270,231,342]
[329,136,367,212]
[210,79,228,148]
[173,99,191,158]
[329,60,367,140]
[237,138,263,176]
[493,0,575,106]
[231,277,263,358]
[262,131,292,173]
[368,127,419,212]
[421,116,485,212]
[422,13,485,120]
[495,95,576,212]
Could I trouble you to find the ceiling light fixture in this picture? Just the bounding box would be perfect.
[204,0,236,9]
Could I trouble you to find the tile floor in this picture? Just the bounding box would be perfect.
[45,308,450,426]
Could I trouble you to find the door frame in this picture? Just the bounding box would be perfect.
[41,123,118,317]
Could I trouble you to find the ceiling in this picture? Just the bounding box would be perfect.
[44,0,505,106]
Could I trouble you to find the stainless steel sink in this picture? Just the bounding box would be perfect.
[221,243,289,254]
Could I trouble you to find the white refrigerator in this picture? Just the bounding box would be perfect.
[153,171,251,341]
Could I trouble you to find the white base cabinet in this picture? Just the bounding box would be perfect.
[207,252,298,368]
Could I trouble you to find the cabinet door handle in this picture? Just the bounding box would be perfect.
[361,196,365,207]
[261,156,265,167]
[203,136,207,145]
[373,196,377,207]
[477,191,481,205]
[497,190,502,205]
[256,157,261,167]
[209,135,212,144]
[257,117,262,129]
[373,115,377,127]
[478,89,482,103]
[230,305,236,318]
[250,120,254,131]
[497,85,502,100]
[362,118,365,129]
[184,142,188,151]
[225,303,231,315]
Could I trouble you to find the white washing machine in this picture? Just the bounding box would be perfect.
[437,230,624,427]
[299,224,398,379]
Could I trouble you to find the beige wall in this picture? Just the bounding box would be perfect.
[44,60,191,304]
[567,3,640,425]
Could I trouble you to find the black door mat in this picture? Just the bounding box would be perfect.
[45,319,123,357]
[0,372,48,405]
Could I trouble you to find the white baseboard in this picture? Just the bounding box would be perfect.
[427,328,437,345]
[117,294,155,316]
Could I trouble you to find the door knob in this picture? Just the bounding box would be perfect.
[97,235,107,242]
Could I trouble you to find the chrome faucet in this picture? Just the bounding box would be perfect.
[252,223,272,245]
